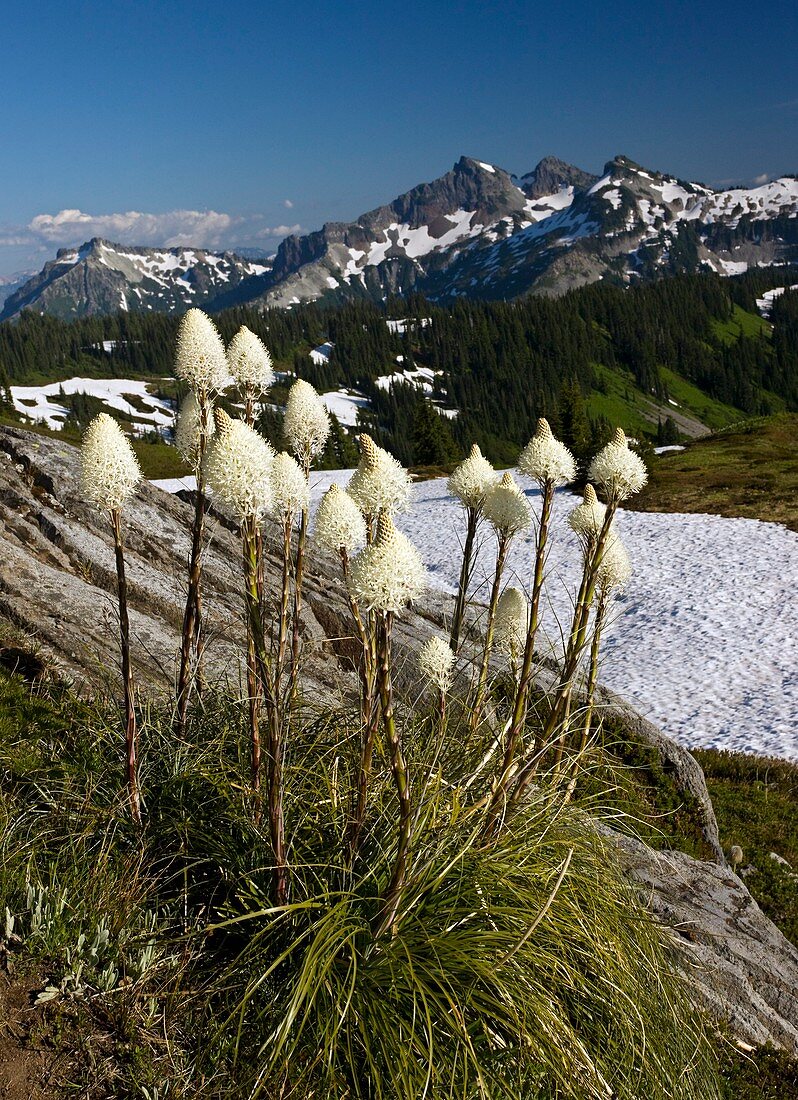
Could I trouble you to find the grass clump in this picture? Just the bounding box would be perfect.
[0,671,722,1099]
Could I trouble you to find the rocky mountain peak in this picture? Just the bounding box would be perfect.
[519,155,598,199]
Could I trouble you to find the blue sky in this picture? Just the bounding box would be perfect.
[0,0,796,275]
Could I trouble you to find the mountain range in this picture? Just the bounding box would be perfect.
[2,154,797,321]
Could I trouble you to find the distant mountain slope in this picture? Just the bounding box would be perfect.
[0,271,35,310]
[0,240,270,321]
[3,154,797,320]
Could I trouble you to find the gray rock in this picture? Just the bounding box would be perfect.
[614,833,798,1053]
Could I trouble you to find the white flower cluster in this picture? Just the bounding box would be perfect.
[204,409,274,524]
[271,452,310,519]
[517,418,576,488]
[227,325,275,396]
[417,636,455,693]
[596,536,633,594]
[494,587,529,658]
[283,379,330,464]
[174,309,228,393]
[568,484,607,546]
[347,434,412,517]
[588,428,648,501]
[348,512,426,613]
[80,413,142,513]
[174,390,215,470]
[483,471,531,538]
[313,484,367,555]
[447,444,496,509]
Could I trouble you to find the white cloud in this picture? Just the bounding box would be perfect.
[283,199,294,208]
[256,223,303,239]
[0,208,307,274]
[27,208,240,248]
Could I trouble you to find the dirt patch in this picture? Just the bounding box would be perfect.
[0,976,50,1100]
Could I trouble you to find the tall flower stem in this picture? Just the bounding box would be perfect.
[241,525,262,798]
[470,532,510,733]
[175,390,210,735]
[344,548,380,861]
[578,589,608,755]
[288,501,308,705]
[241,387,263,787]
[111,508,141,826]
[340,549,375,727]
[242,527,287,904]
[502,481,554,763]
[373,612,411,937]
[449,507,479,652]
[510,501,618,807]
[276,513,293,697]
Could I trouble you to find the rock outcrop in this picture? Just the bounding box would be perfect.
[616,834,798,1054]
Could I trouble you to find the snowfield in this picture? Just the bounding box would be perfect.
[307,471,798,761]
[150,469,798,760]
[11,377,174,432]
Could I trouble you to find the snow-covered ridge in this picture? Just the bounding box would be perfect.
[10,377,174,433]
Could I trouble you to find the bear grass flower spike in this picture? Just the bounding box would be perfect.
[348,511,426,613]
[588,427,648,501]
[483,471,531,538]
[447,443,496,508]
[313,483,367,556]
[494,586,529,660]
[283,378,331,468]
[517,417,576,488]
[80,412,142,513]
[227,325,275,396]
[174,390,215,471]
[271,452,311,519]
[204,409,275,525]
[568,484,608,546]
[174,308,229,393]
[418,636,456,694]
[347,434,413,520]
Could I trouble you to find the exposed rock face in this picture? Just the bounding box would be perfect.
[0,240,270,321]
[1,423,797,1054]
[615,834,798,1054]
[0,425,446,704]
[517,155,598,199]
[6,156,797,318]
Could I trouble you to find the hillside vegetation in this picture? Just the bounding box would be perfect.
[631,413,798,532]
[0,267,796,467]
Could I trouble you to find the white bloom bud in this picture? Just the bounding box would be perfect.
[588,428,648,501]
[174,308,228,393]
[348,512,426,613]
[271,451,310,519]
[596,536,632,594]
[482,471,531,538]
[80,413,142,513]
[283,379,331,464]
[568,484,607,546]
[494,587,529,659]
[347,434,412,517]
[418,636,455,693]
[227,325,275,396]
[174,390,215,469]
[313,483,367,555]
[518,418,577,487]
[447,443,496,509]
[204,409,274,524]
